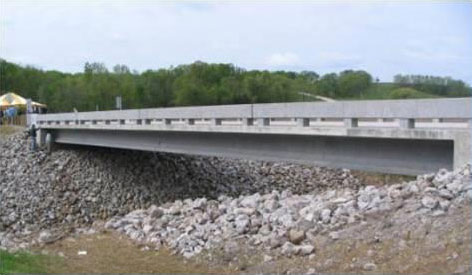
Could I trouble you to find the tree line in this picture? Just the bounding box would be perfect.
[393,74,470,97]
[0,59,470,113]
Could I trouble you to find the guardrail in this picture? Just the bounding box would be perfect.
[36,98,472,130]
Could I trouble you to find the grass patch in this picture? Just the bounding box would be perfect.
[0,249,61,274]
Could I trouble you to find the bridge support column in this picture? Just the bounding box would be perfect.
[297,118,309,127]
[453,132,471,170]
[164,119,172,125]
[344,118,358,128]
[36,129,46,148]
[187,119,195,125]
[399,118,415,129]
[258,118,270,127]
[45,132,53,153]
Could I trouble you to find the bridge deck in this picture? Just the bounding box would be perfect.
[32,98,472,175]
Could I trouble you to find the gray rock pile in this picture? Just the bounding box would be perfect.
[105,165,471,259]
[0,132,359,250]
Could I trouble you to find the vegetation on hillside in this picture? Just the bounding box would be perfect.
[389,87,437,99]
[0,59,470,112]
[393,74,470,97]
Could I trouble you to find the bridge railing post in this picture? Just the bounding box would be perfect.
[344,118,358,128]
[399,118,415,129]
[211,119,222,126]
[243,118,254,126]
[297,118,309,127]
[258,118,270,127]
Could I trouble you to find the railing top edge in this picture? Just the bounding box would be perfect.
[35,97,472,120]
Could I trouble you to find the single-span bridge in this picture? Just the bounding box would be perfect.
[31,97,472,175]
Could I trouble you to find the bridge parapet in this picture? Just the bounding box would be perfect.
[36,97,471,130]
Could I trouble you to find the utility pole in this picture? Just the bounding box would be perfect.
[116,96,122,110]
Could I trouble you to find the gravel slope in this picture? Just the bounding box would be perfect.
[1,131,470,273]
[0,132,358,250]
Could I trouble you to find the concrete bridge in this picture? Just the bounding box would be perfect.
[33,98,472,175]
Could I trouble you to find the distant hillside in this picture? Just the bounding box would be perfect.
[346,83,440,100]
[0,59,470,112]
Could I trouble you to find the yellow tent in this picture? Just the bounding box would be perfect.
[0,96,10,107]
[0,92,46,109]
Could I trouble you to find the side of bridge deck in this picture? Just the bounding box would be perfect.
[33,98,472,175]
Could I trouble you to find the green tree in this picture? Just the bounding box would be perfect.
[1,59,470,113]
[317,73,338,98]
[338,70,372,98]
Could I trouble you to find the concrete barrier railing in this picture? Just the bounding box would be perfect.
[36,97,472,129]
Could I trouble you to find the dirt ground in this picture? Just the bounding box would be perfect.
[32,232,224,273]
[0,125,24,140]
[32,204,471,274]
[350,170,415,187]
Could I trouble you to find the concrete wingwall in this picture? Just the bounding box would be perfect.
[51,129,454,175]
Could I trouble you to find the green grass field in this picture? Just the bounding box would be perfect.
[0,250,60,273]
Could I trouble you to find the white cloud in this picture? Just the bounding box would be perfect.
[266,52,300,67]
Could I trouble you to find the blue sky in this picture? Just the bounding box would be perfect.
[1,1,471,83]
